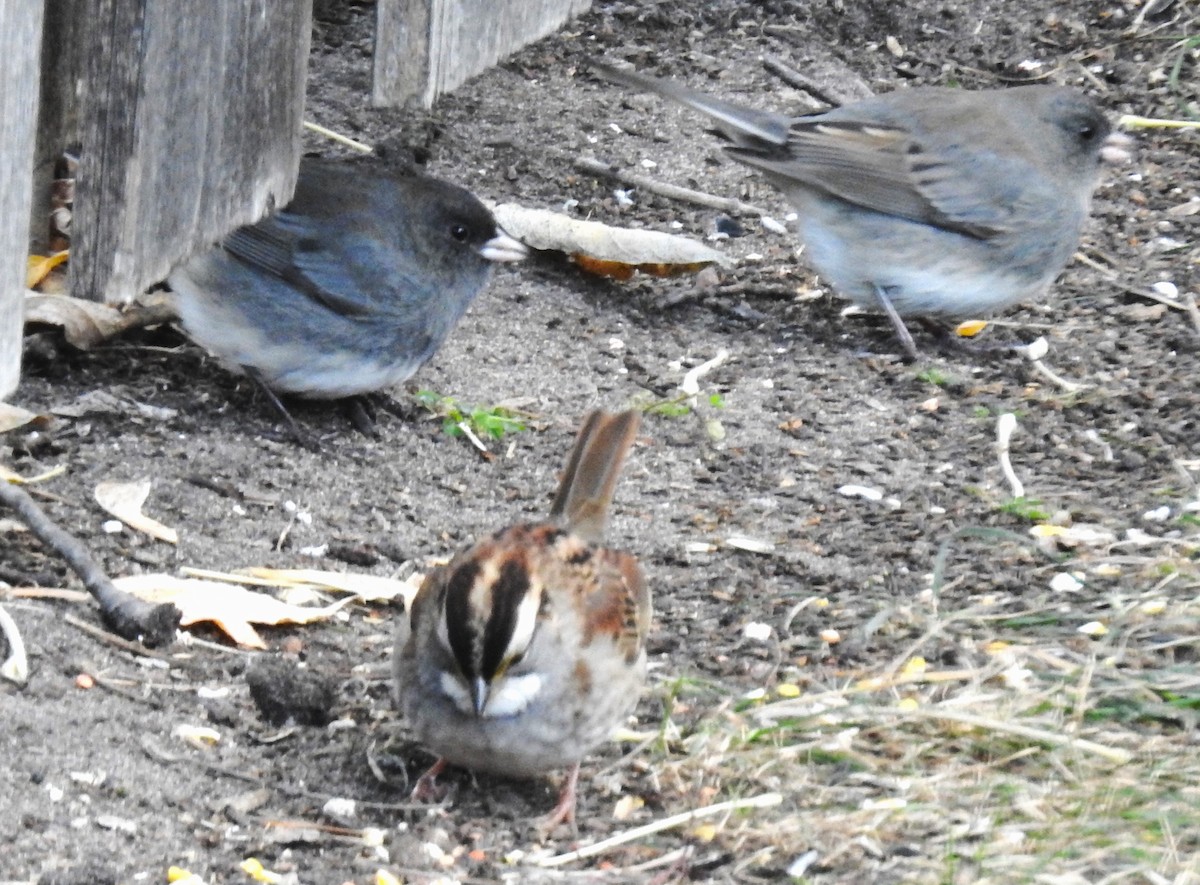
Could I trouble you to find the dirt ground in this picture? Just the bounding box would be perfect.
[3,0,1199,882]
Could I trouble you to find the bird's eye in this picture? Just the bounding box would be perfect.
[450,223,470,242]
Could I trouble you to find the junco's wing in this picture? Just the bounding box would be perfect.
[221,195,406,319]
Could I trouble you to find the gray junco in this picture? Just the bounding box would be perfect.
[168,159,526,437]
[595,62,1129,358]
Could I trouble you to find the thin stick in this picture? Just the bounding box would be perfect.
[1028,360,1087,392]
[455,419,491,455]
[4,587,91,603]
[535,792,783,867]
[760,54,841,107]
[1118,114,1200,131]
[902,707,1133,765]
[752,696,1133,765]
[64,613,172,661]
[996,413,1025,499]
[302,120,374,153]
[0,481,179,645]
[1119,284,1193,314]
[574,156,770,217]
[1183,293,1200,338]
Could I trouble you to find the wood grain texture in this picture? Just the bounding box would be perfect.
[71,0,312,304]
[373,0,592,108]
[0,2,45,399]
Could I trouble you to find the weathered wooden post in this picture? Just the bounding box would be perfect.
[373,0,592,108]
[70,0,313,305]
[0,3,45,400]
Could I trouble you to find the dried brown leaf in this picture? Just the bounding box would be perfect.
[24,291,177,349]
[114,574,353,649]
[492,203,731,276]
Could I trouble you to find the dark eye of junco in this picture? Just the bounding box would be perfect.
[450,223,471,242]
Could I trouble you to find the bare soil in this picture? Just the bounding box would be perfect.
[3,1,1198,883]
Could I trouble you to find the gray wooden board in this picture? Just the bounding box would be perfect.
[373,0,592,107]
[70,0,312,305]
[0,2,46,399]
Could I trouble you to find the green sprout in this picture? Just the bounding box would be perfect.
[415,391,527,440]
[997,496,1051,523]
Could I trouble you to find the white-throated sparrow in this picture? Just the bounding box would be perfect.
[394,409,649,826]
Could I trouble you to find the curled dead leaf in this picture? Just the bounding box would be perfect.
[241,567,422,606]
[491,203,731,278]
[114,574,354,649]
[0,402,41,434]
[27,251,69,289]
[572,254,716,280]
[25,291,178,350]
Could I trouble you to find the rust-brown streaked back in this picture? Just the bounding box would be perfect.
[549,409,641,544]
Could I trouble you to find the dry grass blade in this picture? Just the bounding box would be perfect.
[534,792,783,867]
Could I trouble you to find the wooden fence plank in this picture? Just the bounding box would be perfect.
[0,2,46,399]
[70,0,312,304]
[373,0,592,108]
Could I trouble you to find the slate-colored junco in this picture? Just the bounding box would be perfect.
[595,62,1129,358]
[168,159,526,437]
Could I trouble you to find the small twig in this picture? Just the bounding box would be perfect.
[0,481,179,645]
[1070,655,1098,738]
[712,280,806,300]
[760,54,842,107]
[1183,293,1200,338]
[1016,337,1088,393]
[996,412,1025,499]
[455,420,491,455]
[1119,284,1193,314]
[574,156,770,216]
[1071,249,1119,278]
[64,613,172,661]
[303,120,374,153]
[752,694,1134,765]
[679,349,730,401]
[0,604,29,684]
[1118,114,1200,131]
[4,587,91,603]
[900,707,1134,765]
[535,792,783,867]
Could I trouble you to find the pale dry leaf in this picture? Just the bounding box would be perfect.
[0,402,39,434]
[52,389,178,421]
[243,567,422,606]
[25,290,178,350]
[492,203,732,268]
[25,292,125,349]
[94,480,179,544]
[612,794,644,821]
[114,574,355,649]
